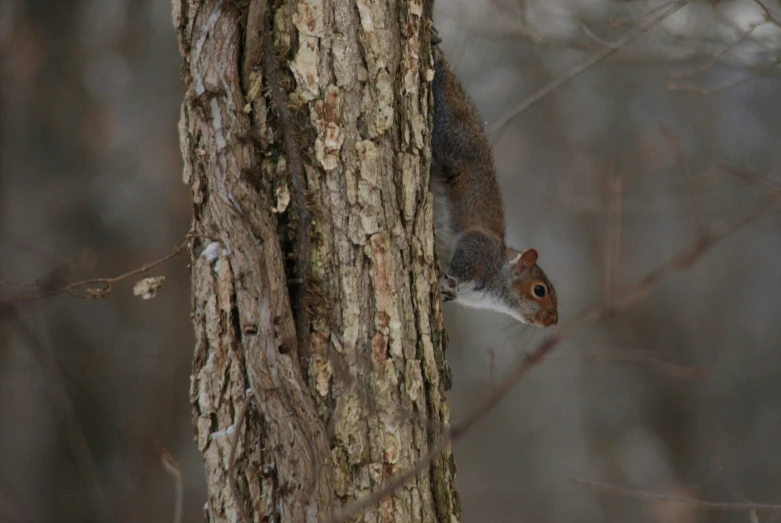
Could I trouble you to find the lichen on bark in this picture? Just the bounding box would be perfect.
[174,0,459,520]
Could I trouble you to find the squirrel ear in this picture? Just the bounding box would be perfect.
[513,249,538,277]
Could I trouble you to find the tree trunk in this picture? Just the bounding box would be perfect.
[173,0,460,521]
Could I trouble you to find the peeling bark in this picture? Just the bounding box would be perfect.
[174,0,459,520]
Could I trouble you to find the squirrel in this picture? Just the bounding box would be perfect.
[430,29,559,328]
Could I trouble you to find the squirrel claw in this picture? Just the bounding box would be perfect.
[439,275,458,302]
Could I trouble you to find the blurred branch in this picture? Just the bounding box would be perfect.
[457,0,781,71]
[661,128,707,235]
[709,457,776,522]
[666,56,781,96]
[0,229,68,267]
[753,0,781,26]
[604,157,622,298]
[720,164,781,191]
[607,1,683,27]
[712,458,753,504]
[668,21,763,80]
[326,175,781,523]
[0,304,111,520]
[0,236,191,301]
[0,468,32,523]
[487,347,497,384]
[530,156,775,215]
[550,349,709,380]
[159,446,183,523]
[576,15,613,48]
[489,1,687,140]
[572,476,781,513]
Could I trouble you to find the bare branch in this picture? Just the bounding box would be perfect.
[604,157,622,299]
[607,1,683,27]
[551,349,709,380]
[668,22,762,80]
[666,56,781,96]
[719,164,781,191]
[0,238,191,301]
[661,128,707,235]
[489,1,687,139]
[752,0,781,27]
[0,468,33,523]
[1,304,112,520]
[159,446,184,523]
[0,229,68,267]
[487,347,496,384]
[575,15,612,49]
[712,458,753,504]
[572,476,781,513]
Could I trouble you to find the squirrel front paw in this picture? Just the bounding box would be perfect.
[430,24,442,46]
[439,274,458,302]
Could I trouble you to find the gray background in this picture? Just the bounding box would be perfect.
[1,0,780,521]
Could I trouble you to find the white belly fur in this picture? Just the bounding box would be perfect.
[457,282,525,323]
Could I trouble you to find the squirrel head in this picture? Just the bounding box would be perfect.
[505,248,558,327]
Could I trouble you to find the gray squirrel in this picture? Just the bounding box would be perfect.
[430,31,558,328]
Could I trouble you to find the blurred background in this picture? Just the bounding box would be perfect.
[1,0,780,522]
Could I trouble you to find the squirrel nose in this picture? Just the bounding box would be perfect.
[539,311,558,327]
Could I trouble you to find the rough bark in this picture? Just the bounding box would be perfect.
[173,0,459,521]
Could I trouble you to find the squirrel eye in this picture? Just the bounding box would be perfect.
[532,284,547,299]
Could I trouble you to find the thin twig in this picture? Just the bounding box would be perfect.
[550,349,709,380]
[489,1,687,139]
[668,22,762,79]
[0,468,32,523]
[487,347,496,384]
[605,157,622,299]
[661,128,707,235]
[712,458,752,504]
[575,15,612,48]
[709,457,772,522]
[719,164,781,191]
[0,228,68,267]
[607,1,682,27]
[160,446,184,523]
[228,391,254,523]
[326,187,781,523]
[1,304,112,520]
[572,477,781,513]
[0,238,190,301]
[0,280,51,287]
[666,56,781,96]
[260,1,311,349]
[752,0,781,27]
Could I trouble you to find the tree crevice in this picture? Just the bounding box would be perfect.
[177,0,460,520]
